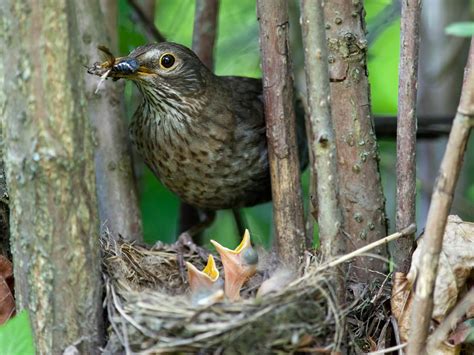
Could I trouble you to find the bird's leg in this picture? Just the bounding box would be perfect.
[177,202,201,238]
[232,208,246,237]
[175,210,216,281]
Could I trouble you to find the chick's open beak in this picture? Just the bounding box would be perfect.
[186,254,220,293]
[186,255,224,307]
[210,230,258,301]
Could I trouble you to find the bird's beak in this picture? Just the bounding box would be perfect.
[186,255,224,307]
[210,230,258,301]
[186,254,220,293]
[94,56,153,79]
[115,56,155,75]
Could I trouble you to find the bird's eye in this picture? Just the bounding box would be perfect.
[160,53,175,69]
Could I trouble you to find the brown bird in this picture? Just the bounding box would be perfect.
[89,42,307,237]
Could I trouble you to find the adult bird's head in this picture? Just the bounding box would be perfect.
[105,42,211,101]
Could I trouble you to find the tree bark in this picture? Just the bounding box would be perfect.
[407,38,474,355]
[0,153,9,258]
[394,0,422,273]
[1,1,103,353]
[257,0,306,266]
[299,0,343,260]
[299,1,345,348]
[193,0,219,71]
[324,0,388,280]
[82,0,143,241]
[0,16,10,260]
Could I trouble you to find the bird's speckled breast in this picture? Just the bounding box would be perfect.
[129,103,271,210]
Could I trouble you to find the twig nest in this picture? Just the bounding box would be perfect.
[101,234,345,353]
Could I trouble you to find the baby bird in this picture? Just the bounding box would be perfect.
[186,254,224,306]
[211,230,258,301]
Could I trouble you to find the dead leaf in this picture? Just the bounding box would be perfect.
[407,215,474,322]
[391,272,413,343]
[0,255,15,324]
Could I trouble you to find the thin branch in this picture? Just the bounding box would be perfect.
[366,0,401,46]
[127,0,166,42]
[299,1,343,259]
[257,0,306,265]
[84,1,143,241]
[192,0,219,70]
[322,224,416,270]
[299,5,345,342]
[407,38,474,355]
[374,115,454,139]
[367,343,407,355]
[426,288,474,351]
[394,0,422,274]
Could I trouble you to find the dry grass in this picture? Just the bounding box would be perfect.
[101,234,392,354]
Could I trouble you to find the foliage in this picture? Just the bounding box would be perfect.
[0,311,35,355]
[445,22,474,37]
[117,0,473,246]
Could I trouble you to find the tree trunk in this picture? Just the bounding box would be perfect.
[394,0,422,273]
[1,1,103,353]
[300,1,345,347]
[82,0,143,241]
[0,155,9,258]
[0,17,10,260]
[257,0,306,266]
[324,0,388,280]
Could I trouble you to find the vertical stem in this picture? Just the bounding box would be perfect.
[299,0,343,260]
[192,0,219,70]
[81,0,143,241]
[394,0,422,273]
[257,0,306,265]
[407,39,474,355]
[300,1,345,348]
[324,0,388,281]
[127,0,165,42]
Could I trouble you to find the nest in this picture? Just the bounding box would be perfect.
[101,234,391,354]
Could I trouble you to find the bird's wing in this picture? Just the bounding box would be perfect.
[223,76,265,130]
[224,76,308,169]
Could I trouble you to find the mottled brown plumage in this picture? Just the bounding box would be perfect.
[96,42,305,212]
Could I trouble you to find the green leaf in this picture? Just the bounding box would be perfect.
[0,311,35,355]
[445,22,474,37]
